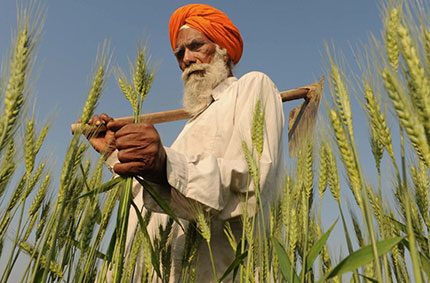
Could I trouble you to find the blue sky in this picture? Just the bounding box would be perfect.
[0,0,382,163]
[0,0,387,275]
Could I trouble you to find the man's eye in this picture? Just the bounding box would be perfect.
[189,42,204,51]
[175,50,184,60]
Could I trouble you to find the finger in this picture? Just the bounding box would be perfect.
[113,162,146,176]
[117,145,157,162]
[115,131,153,148]
[115,123,156,139]
[100,113,114,123]
[88,115,103,126]
[116,136,145,150]
[107,119,130,132]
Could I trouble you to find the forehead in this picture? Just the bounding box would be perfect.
[175,28,212,48]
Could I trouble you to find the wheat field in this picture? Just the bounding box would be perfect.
[0,0,430,282]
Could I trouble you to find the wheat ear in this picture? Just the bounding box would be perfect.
[1,27,31,148]
[80,42,109,124]
[397,23,430,140]
[329,110,363,209]
[385,6,401,71]
[382,68,430,167]
[327,54,354,137]
[362,82,395,162]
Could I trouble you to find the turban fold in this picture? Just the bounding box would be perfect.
[169,4,243,65]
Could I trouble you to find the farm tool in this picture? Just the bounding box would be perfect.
[71,77,324,157]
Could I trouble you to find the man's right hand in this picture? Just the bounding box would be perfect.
[84,113,116,157]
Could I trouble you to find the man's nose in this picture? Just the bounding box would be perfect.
[183,48,196,67]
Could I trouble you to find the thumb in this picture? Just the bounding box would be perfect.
[107,119,129,132]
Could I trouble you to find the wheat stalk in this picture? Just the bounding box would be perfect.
[20,242,64,279]
[123,227,144,282]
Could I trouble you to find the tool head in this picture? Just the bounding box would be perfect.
[288,77,324,157]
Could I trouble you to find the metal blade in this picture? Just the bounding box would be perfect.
[288,77,324,157]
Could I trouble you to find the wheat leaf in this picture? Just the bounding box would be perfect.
[304,218,338,274]
[130,199,161,278]
[358,274,378,283]
[272,237,300,283]
[62,176,125,203]
[319,236,404,282]
[135,176,183,230]
[218,250,247,282]
[105,228,117,263]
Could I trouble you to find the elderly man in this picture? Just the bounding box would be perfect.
[88,4,284,282]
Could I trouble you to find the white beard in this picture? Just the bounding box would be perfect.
[182,46,230,116]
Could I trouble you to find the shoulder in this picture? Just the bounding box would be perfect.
[235,71,280,101]
[237,71,276,87]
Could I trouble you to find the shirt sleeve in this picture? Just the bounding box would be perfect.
[146,72,285,219]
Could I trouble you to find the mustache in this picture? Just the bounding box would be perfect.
[181,63,210,81]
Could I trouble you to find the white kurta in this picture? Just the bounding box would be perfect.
[106,71,285,282]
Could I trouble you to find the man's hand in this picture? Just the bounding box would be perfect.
[83,113,116,157]
[108,121,167,185]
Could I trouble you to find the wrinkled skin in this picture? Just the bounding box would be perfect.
[85,114,167,185]
[175,28,217,70]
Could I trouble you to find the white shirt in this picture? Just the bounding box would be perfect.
[107,71,284,282]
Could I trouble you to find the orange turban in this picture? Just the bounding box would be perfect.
[169,4,243,65]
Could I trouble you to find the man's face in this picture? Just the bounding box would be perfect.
[174,28,217,71]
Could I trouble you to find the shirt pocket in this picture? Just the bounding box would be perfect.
[183,124,217,156]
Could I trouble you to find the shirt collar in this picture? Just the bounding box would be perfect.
[211,76,237,101]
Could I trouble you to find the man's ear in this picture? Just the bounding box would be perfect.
[224,54,234,76]
[223,53,230,64]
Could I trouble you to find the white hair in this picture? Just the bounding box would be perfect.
[182,45,230,116]
[179,24,190,31]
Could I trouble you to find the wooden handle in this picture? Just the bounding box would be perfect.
[71,85,312,135]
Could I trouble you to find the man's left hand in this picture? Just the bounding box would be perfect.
[107,120,167,185]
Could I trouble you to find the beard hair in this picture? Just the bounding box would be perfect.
[182,46,230,116]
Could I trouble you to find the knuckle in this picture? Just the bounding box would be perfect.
[140,122,154,130]
[117,150,125,162]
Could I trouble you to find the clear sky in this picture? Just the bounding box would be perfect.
[0,0,385,277]
[0,0,382,163]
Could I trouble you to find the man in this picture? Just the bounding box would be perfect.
[88,4,284,282]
